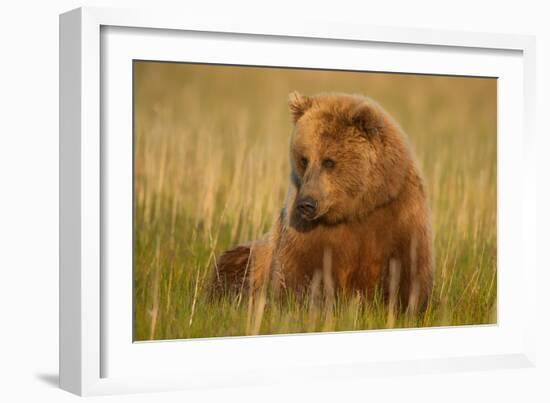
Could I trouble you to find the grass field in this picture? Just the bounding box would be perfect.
[133,62,497,341]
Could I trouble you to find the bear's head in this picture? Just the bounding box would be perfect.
[287,91,412,227]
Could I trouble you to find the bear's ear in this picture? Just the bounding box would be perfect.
[350,103,383,138]
[288,91,312,123]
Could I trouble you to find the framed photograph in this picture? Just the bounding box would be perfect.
[60,7,537,396]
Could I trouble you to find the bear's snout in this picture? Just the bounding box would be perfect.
[296,196,318,220]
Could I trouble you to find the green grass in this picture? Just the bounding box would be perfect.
[133,62,497,341]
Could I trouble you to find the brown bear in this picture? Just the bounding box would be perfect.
[213,92,433,311]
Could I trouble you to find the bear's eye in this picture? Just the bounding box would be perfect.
[322,159,335,169]
[299,157,308,169]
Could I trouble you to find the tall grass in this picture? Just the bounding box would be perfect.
[133,62,497,341]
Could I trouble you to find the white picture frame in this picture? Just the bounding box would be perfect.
[59,6,537,396]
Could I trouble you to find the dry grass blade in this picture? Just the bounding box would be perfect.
[188,265,201,328]
[148,238,162,340]
[407,235,420,322]
[322,247,335,331]
[386,259,401,329]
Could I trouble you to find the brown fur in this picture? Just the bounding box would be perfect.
[213,92,433,310]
